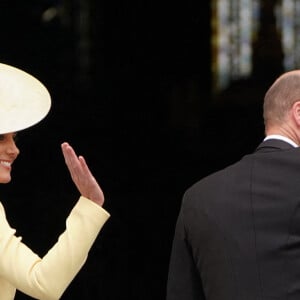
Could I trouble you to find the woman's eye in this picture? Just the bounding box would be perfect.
[0,134,18,142]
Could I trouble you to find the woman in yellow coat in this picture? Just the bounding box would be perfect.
[0,63,110,299]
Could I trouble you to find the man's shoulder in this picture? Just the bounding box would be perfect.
[183,154,253,197]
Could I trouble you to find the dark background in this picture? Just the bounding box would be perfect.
[0,1,279,299]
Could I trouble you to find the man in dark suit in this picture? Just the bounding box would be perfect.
[166,70,300,300]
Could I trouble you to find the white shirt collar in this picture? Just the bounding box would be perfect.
[264,134,299,148]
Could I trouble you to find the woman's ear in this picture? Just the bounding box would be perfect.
[292,101,300,126]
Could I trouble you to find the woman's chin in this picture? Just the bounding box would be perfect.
[0,177,12,184]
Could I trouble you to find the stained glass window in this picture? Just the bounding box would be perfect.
[212,0,300,94]
[278,0,300,69]
[211,0,260,93]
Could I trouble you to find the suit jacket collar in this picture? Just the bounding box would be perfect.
[255,139,296,153]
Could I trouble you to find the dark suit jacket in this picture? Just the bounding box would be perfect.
[167,139,300,300]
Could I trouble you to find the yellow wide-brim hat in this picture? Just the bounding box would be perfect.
[0,63,51,134]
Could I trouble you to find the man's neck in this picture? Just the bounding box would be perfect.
[264,134,299,147]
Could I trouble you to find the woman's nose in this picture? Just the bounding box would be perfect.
[7,139,20,156]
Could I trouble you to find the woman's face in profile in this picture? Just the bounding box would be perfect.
[0,133,19,183]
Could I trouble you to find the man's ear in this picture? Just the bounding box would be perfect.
[292,101,300,126]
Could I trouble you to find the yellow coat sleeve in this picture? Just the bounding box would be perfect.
[0,196,110,300]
